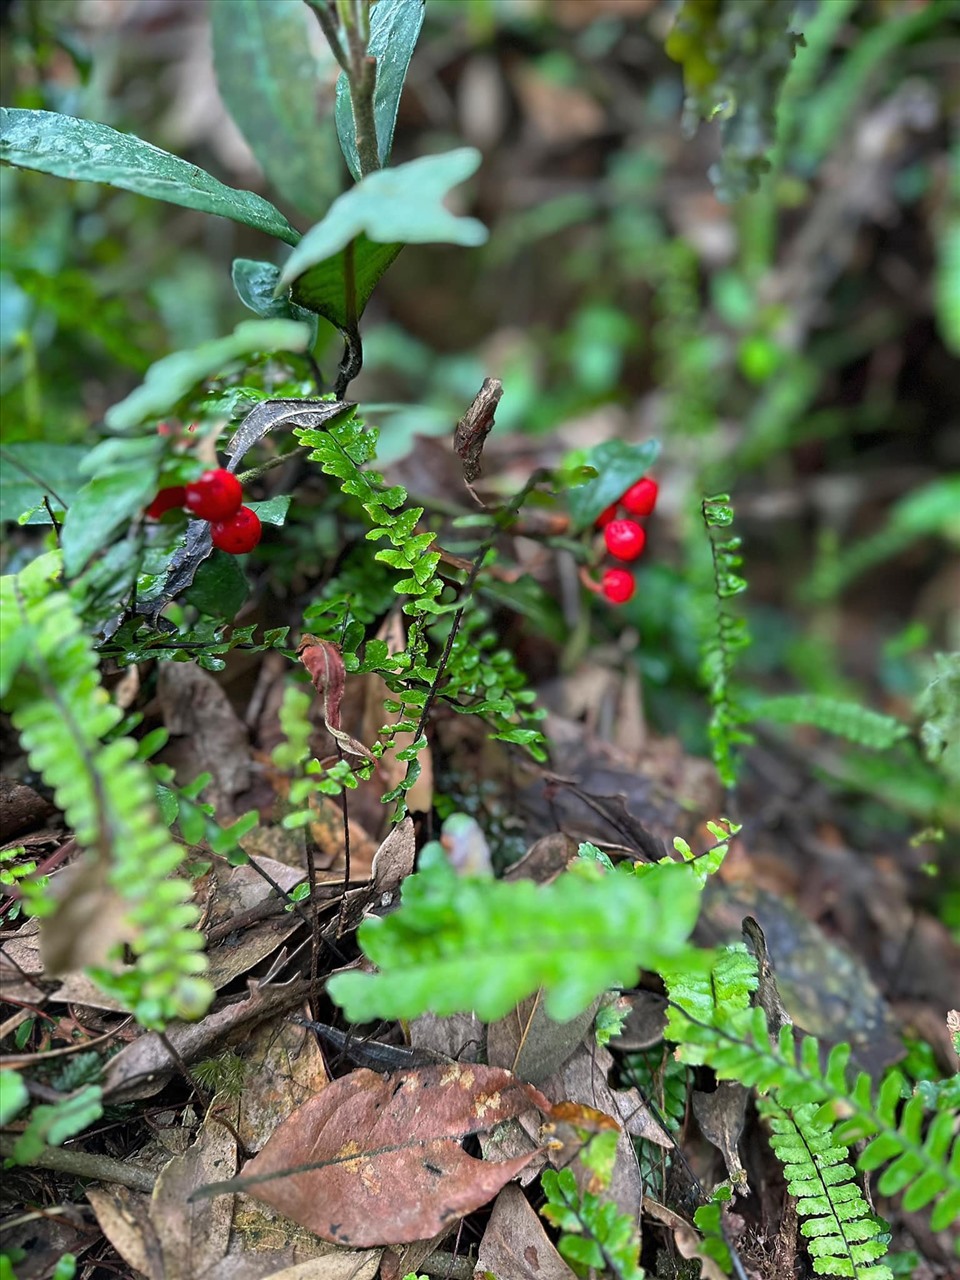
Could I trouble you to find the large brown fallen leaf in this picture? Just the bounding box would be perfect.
[218,1063,553,1247]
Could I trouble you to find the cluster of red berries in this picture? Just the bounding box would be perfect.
[145,468,262,554]
[595,476,659,605]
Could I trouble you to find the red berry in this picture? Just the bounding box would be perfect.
[185,468,243,521]
[594,503,618,528]
[145,486,187,519]
[211,506,262,554]
[604,518,646,561]
[622,476,658,518]
[602,568,635,604]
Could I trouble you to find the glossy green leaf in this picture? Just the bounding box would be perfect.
[566,439,661,531]
[247,494,291,526]
[105,319,313,431]
[290,236,402,331]
[231,259,319,344]
[0,108,300,245]
[184,550,250,619]
[280,149,487,329]
[334,0,426,180]
[0,443,88,524]
[212,0,341,221]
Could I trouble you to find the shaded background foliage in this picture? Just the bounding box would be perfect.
[2,0,956,833]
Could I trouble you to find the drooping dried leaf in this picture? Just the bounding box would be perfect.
[298,636,375,762]
[231,1064,552,1246]
[692,1081,748,1188]
[642,1198,731,1280]
[371,817,416,898]
[454,377,502,483]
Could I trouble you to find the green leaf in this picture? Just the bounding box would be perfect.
[0,443,88,524]
[0,108,299,246]
[566,439,661,531]
[231,259,320,350]
[104,319,314,431]
[0,1070,28,1126]
[61,438,163,576]
[281,149,487,330]
[184,550,250,618]
[327,850,704,1023]
[247,494,291,526]
[334,0,426,180]
[12,1085,103,1165]
[212,0,341,221]
[289,236,402,332]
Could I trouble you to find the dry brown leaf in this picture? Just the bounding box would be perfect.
[454,377,502,483]
[40,858,134,977]
[477,1184,578,1280]
[692,1081,748,1189]
[371,817,416,898]
[487,990,599,1085]
[151,1106,237,1279]
[157,661,251,813]
[297,637,375,762]
[87,1184,162,1279]
[643,1197,731,1280]
[232,1064,552,1246]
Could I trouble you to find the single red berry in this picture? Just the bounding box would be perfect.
[145,485,187,519]
[185,468,243,521]
[604,518,646,561]
[594,502,618,528]
[211,505,262,554]
[602,568,635,604]
[622,476,659,518]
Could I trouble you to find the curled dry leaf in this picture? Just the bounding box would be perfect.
[454,376,502,484]
[298,636,376,762]
[220,1063,553,1247]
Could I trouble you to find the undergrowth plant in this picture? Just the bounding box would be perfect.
[328,832,959,1274]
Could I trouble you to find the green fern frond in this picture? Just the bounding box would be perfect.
[0,554,212,1029]
[667,961,960,1237]
[759,1098,893,1280]
[754,694,909,750]
[700,493,753,786]
[295,411,443,617]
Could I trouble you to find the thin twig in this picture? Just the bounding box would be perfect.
[0,1136,156,1195]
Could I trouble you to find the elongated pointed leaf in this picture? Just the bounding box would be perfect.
[280,149,486,330]
[334,0,426,180]
[105,319,313,431]
[0,108,300,245]
[567,440,661,531]
[212,0,341,221]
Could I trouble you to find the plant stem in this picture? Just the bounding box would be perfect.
[0,1136,156,1194]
